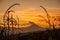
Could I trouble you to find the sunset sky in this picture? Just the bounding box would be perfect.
[0,0,60,28]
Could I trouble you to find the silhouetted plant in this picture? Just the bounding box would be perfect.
[39,6,53,40]
[10,14,17,34]
[40,6,51,29]
[0,27,6,39]
[1,3,20,39]
[3,3,20,27]
[38,15,48,23]
[57,16,60,26]
[7,11,15,30]
[52,16,60,27]
[51,17,57,29]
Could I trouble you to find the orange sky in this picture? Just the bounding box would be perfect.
[0,8,60,28]
[0,0,60,28]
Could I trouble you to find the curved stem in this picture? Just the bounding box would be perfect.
[3,3,20,27]
[40,6,51,29]
[3,3,20,18]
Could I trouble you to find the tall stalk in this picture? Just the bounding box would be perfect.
[11,14,14,34]
[3,3,20,27]
[40,6,51,29]
[7,10,15,35]
[40,6,52,40]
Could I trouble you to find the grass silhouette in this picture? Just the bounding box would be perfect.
[0,3,20,39]
[40,6,51,29]
[39,6,53,40]
[3,3,20,27]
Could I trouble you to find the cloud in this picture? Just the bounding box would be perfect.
[16,7,45,16]
[46,7,60,11]
[14,8,44,24]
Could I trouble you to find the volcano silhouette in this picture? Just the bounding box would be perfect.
[20,21,46,34]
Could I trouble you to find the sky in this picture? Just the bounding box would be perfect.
[0,0,60,28]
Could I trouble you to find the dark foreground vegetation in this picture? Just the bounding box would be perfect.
[0,29,60,40]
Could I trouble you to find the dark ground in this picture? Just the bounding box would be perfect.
[0,29,60,40]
